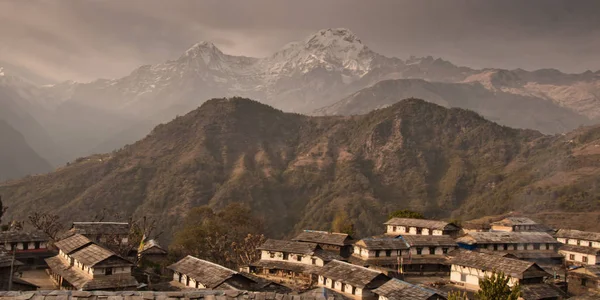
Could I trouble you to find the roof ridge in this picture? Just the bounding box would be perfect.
[330,259,382,274]
[73,222,129,225]
[185,255,237,274]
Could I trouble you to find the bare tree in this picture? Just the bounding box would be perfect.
[28,212,64,242]
[232,234,266,266]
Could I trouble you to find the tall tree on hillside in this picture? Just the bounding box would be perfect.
[477,272,521,300]
[170,203,265,269]
[388,209,425,220]
[331,211,355,236]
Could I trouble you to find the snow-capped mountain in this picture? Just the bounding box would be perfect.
[3,28,600,166]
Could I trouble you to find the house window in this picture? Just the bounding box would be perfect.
[269,252,275,258]
[352,286,356,295]
[582,278,588,286]
[503,244,508,250]
[416,228,422,234]
[442,248,448,254]
[105,268,113,275]
[569,254,575,260]
[416,248,423,255]
[312,258,317,265]
[460,273,467,282]
[35,242,41,249]
[493,244,498,251]
[577,240,581,246]
[283,253,289,260]
[22,243,29,250]
[386,250,391,257]
[393,226,397,232]
[583,256,588,263]
[533,244,540,250]
[296,255,302,262]
[429,248,435,255]
[375,251,380,258]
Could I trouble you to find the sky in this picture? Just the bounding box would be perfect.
[1,0,599,84]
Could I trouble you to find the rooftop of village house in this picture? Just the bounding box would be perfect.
[490,217,538,226]
[69,243,132,267]
[555,229,600,242]
[456,231,559,245]
[45,256,138,290]
[400,235,457,247]
[139,239,168,255]
[0,230,49,243]
[168,256,244,289]
[317,260,388,289]
[257,239,319,255]
[354,237,409,250]
[372,278,445,300]
[448,250,549,279]
[54,234,94,254]
[384,218,459,230]
[249,260,322,274]
[559,244,600,255]
[292,230,352,246]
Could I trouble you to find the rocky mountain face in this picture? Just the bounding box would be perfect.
[2,98,600,239]
[2,28,600,166]
[0,120,53,181]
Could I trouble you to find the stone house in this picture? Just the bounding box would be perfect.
[0,230,53,268]
[138,239,168,264]
[384,219,460,237]
[490,217,551,233]
[555,229,600,248]
[448,250,549,291]
[168,256,257,290]
[292,230,353,258]
[317,260,390,300]
[456,232,562,264]
[245,239,341,285]
[372,278,446,300]
[567,265,600,296]
[63,222,131,246]
[45,234,138,290]
[559,244,600,266]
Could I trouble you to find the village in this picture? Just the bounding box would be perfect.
[0,215,599,300]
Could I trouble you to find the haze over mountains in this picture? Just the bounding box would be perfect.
[1,28,600,173]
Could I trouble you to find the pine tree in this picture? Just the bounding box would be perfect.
[477,271,521,300]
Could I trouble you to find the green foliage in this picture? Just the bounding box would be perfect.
[331,211,355,236]
[388,209,425,220]
[447,290,468,300]
[477,271,521,300]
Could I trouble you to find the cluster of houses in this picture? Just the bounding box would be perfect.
[1,217,600,299]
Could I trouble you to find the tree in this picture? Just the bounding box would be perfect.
[388,209,425,220]
[28,212,64,242]
[477,271,521,300]
[447,291,468,300]
[170,203,265,269]
[0,196,7,226]
[331,211,355,236]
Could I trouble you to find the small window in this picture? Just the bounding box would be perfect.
[352,286,356,295]
[442,248,448,254]
[375,250,380,258]
[105,268,113,275]
[577,240,581,246]
[570,254,575,260]
[583,256,588,263]
[296,255,302,262]
[503,244,508,250]
[34,242,41,249]
[416,228,422,234]
[493,244,498,251]
[429,248,435,255]
[582,278,588,286]
[269,252,275,259]
[460,273,467,282]
[533,244,540,250]
[22,243,29,250]
[283,253,289,260]
[312,258,317,265]
[393,226,397,232]
[416,248,422,255]
[386,250,391,257]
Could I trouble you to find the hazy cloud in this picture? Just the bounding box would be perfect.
[1,0,599,83]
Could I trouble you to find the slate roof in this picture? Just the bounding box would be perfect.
[313,249,344,262]
[249,260,321,274]
[556,229,600,242]
[0,290,352,300]
[456,232,558,245]
[491,217,537,227]
[354,238,409,250]
[520,283,566,300]
[0,254,23,268]
[317,260,389,289]
[258,239,319,255]
[385,218,459,231]
[70,244,132,267]
[0,230,49,243]
[559,244,600,255]
[372,278,446,300]
[168,256,247,289]
[400,235,457,247]
[140,239,168,255]
[45,256,138,290]
[55,234,93,254]
[70,222,131,236]
[292,231,351,246]
[448,250,549,279]
[349,255,447,267]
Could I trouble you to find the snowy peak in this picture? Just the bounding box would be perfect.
[179,41,226,63]
[304,28,364,49]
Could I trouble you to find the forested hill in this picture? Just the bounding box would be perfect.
[2,97,600,239]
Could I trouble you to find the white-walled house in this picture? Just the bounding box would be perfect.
[317,260,390,300]
[448,250,549,291]
[168,256,257,290]
[559,244,600,266]
[384,219,460,237]
[0,230,53,267]
[556,229,600,248]
[62,222,130,246]
[372,278,446,300]
[46,234,137,290]
[490,217,547,232]
[292,230,353,258]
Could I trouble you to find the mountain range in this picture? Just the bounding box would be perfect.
[0,120,52,182]
[2,98,600,239]
[2,28,600,169]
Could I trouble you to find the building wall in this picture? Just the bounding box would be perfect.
[450,264,519,291]
[559,250,599,265]
[260,250,324,266]
[173,272,206,289]
[480,243,555,251]
[318,275,364,298]
[3,241,48,251]
[560,238,600,248]
[491,225,513,232]
[386,226,443,236]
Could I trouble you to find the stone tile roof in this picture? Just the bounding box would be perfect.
[354,238,409,250]
[292,231,351,246]
[0,230,49,243]
[70,222,131,236]
[313,249,343,262]
[45,256,138,290]
[140,239,168,255]
[348,255,447,267]
[258,239,319,255]
[372,278,445,300]
[448,250,549,279]
[556,229,600,242]
[70,244,132,267]
[0,254,23,268]
[385,218,459,231]
[249,260,321,274]
[400,235,456,247]
[55,234,93,254]
[491,217,537,227]
[317,260,389,289]
[456,232,558,245]
[168,256,245,289]
[520,283,566,300]
[0,290,350,300]
[559,244,600,255]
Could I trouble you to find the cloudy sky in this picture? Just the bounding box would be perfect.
[1,0,599,84]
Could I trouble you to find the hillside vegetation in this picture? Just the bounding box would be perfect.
[2,98,600,239]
